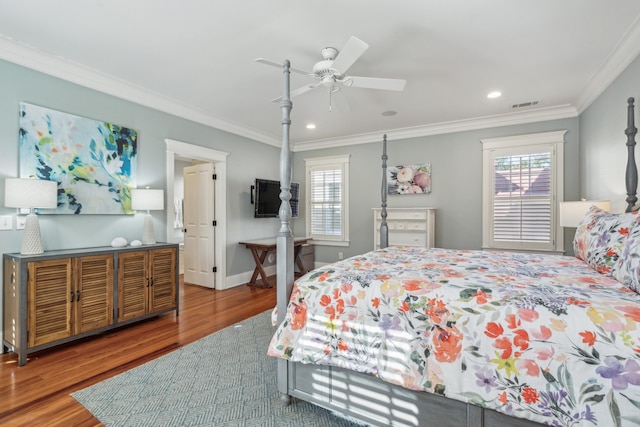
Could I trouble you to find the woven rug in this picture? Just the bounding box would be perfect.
[72,311,364,427]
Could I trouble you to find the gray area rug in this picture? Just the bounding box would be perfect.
[72,311,365,426]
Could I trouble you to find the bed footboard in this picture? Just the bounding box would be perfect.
[286,361,543,427]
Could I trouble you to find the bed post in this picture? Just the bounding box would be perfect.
[380,134,389,249]
[625,97,638,213]
[276,59,294,405]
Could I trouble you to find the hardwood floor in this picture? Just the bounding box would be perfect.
[0,277,277,426]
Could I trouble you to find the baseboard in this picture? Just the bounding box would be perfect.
[222,264,277,290]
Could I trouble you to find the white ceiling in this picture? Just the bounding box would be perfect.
[1,1,640,150]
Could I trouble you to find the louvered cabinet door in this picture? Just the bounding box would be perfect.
[74,255,114,334]
[118,251,148,322]
[148,248,176,313]
[27,259,73,348]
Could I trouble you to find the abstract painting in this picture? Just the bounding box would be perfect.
[387,163,431,195]
[19,102,138,214]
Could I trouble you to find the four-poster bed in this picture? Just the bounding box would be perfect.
[273,61,640,426]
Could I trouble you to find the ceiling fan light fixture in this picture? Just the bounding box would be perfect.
[321,76,339,90]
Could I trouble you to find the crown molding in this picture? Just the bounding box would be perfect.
[292,104,578,152]
[0,35,280,147]
[0,27,633,153]
[574,15,640,113]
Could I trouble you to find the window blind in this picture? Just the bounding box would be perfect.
[492,152,551,244]
[309,167,343,237]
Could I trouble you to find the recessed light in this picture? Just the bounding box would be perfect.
[382,110,397,117]
[487,91,502,99]
[306,123,316,129]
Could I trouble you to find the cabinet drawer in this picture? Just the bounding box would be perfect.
[389,232,427,247]
[406,222,427,231]
[377,220,428,232]
[376,210,428,220]
[392,221,406,230]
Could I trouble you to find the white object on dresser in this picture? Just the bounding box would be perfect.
[373,207,436,249]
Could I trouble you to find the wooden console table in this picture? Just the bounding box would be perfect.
[239,237,310,287]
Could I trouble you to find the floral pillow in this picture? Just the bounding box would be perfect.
[572,205,640,276]
[613,221,640,293]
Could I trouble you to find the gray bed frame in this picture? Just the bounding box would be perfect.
[274,60,638,426]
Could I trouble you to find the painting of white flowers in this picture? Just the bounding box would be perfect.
[19,102,138,214]
[388,163,431,195]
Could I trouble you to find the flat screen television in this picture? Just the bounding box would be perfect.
[252,178,299,218]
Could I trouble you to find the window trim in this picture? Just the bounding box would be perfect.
[481,131,566,253]
[305,154,350,246]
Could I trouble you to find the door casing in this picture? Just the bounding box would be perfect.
[165,139,229,289]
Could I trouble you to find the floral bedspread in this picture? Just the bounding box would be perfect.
[268,246,640,426]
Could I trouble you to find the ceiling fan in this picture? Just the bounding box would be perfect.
[256,36,406,111]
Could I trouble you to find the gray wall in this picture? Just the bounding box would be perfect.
[294,118,580,263]
[0,59,282,279]
[580,54,640,212]
[3,50,640,275]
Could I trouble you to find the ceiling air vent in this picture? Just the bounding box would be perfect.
[511,100,539,109]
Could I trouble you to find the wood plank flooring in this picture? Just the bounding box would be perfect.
[0,277,277,426]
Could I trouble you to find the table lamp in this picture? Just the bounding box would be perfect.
[559,199,610,227]
[4,178,58,254]
[131,188,164,245]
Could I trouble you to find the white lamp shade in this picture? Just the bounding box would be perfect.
[559,200,610,227]
[5,178,57,209]
[131,188,164,211]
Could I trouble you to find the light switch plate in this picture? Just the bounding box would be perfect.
[16,216,26,230]
[0,215,13,230]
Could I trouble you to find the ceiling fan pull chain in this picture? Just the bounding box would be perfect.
[328,89,333,112]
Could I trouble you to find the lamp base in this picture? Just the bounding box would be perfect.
[22,213,44,255]
[142,214,156,245]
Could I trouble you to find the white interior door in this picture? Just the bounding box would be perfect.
[183,163,216,288]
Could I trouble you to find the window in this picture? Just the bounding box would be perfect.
[305,155,350,245]
[481,131,565,252]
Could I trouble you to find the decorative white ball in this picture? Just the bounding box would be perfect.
[130,240,142,247]
[111,237,128,248]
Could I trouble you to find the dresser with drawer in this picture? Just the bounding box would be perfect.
[373,207,436,249]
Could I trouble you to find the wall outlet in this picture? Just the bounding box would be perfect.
[16,216,27,230]
[338,252,343,260]
[0,215,12,230]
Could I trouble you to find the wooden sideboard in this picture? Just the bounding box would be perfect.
[3,243,178,366]
[373,207,436,249]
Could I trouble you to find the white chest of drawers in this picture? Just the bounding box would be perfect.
[373,207,436,249]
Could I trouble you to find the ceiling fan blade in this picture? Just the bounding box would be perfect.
[346,76,406,91]
[255,58,310,76]
[331,36,369,74]
[271,82,321,102]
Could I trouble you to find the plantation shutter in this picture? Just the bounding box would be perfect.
[309,166,343,239]
[482,131,565,253]
[492,151,552,244]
